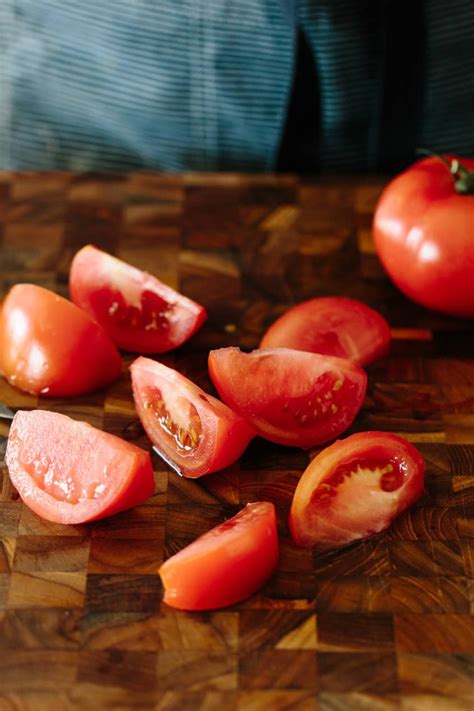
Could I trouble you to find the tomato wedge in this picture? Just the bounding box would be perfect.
[160,502,279,610]
[5,410,154,524]
[289,431,425,550]
[0,284,122,397]
[208,347,367,448]
[130,357,255,477]
[69,245,207,353]
[260,297,391,366]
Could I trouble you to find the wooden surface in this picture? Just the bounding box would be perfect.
[0,171,473,711]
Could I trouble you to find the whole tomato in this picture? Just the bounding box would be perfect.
[373,155,474,318]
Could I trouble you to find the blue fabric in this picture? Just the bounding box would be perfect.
[0,0,473,173]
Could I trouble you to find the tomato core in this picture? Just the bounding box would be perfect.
[91,288,174,333]
[144,387,203,451]
[310,456,406,508]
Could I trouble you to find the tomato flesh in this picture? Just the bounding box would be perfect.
[0,284,122,397]
[5,410,155,524]
[208,347,367,448]
[131,356,255,478]
[373,156,474,318]
[260,296,391,366]
[70,245,207,353]
[289,431,425,550]
[160,501,279,610]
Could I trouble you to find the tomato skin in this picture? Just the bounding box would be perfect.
[373,156,474,318]
[289,431,425,551]
[208,347,367,448]
[5,410,154,524]
[131,357,255,478]
[0,284,122,397]
[260,297,391,366]
[160,502,279,610]
[70,245,207,353]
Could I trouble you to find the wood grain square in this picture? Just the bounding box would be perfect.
[444,415,474,445]
[314,540,390,579]
[317,653,398,694]
[0,503,21,535]
[3,223,64,272]
[461,541,474,577]
[150,608,238,652]
[238,650,318,690]
[316,614,394,652]
[238,690,317,711]
[0,608,81,650]
[192,468,241,507]
[8,571,87,608]
[265,567,316,604]
[0,537,15,572]
[157,651,237,691]
[451,476,474,507]
[385,507,459,541]
[0,573,9,610]
[448,445,474,477]
[399,694,472,710]
[152,691,238,711]
[389,541,464,577]
[397,653,474,699]
[68,683,158,711]
[91,504,165,539]
[391,577,470,613]
[0,467,20,506]
[13,536,90,572]
[164,504,237,555]
[80,611,160,651]
[468,579,474,614]
[68,178,127,205]
[166,471,236,507]
[37,396,105,429]
[395,614,474,653]
[315,577,392,614]
[78,650,157,692]
[317,692,400,710]
[0,650,79,691]
[84,574,161,614]
[18,507,87,537]
[239,611,317,653]
[82,608,238,654]
[424,359,474,387]
[456,505,474,538]
[0,691,71,711]
[238,469,299,519]
[88,537,163,574]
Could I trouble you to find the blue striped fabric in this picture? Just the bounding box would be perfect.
[0,1,473,173]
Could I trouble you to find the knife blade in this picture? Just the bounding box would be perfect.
[0,404,15,420]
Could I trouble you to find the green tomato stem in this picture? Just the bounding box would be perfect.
[416,148,474,195]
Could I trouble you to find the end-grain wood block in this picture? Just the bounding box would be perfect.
[0,171,472,705]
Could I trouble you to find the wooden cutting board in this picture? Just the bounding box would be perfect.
[0,171,473,710]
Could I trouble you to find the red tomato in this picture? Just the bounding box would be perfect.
[69,245,207,352]
[208,347,367,448]
[130,356,255,478]
[289,431,425,550]
[260,297,391,366]
[0,284,122,397]
[160,501,279,610]
[373,155,474,318]
[5,410,154,524]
